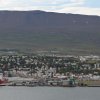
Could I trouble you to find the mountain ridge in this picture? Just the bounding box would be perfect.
[0,10,100,54]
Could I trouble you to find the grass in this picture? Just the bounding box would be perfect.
[0,32,100,55]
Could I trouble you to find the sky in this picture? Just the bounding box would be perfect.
[0,0,100,16]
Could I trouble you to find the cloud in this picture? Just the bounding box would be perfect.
[55,7,100,16]
[70,0,85,3]
[0,0,85,8]
[0,0,10,5]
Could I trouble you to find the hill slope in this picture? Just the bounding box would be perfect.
[0,10,100,54]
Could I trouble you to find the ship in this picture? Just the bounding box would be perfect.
[0,69,8,86]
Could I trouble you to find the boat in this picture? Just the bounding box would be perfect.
[0,69,8,86]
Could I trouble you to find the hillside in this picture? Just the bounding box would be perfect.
[0,10,100,54]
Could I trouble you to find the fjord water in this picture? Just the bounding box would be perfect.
[0,87,100,100]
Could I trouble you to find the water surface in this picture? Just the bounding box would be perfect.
[0,87,100,100]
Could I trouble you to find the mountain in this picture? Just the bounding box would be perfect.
[0,10,100,55]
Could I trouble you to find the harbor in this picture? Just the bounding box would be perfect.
[1,75,100,87]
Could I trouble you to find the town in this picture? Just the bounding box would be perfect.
[0,54,100,87]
